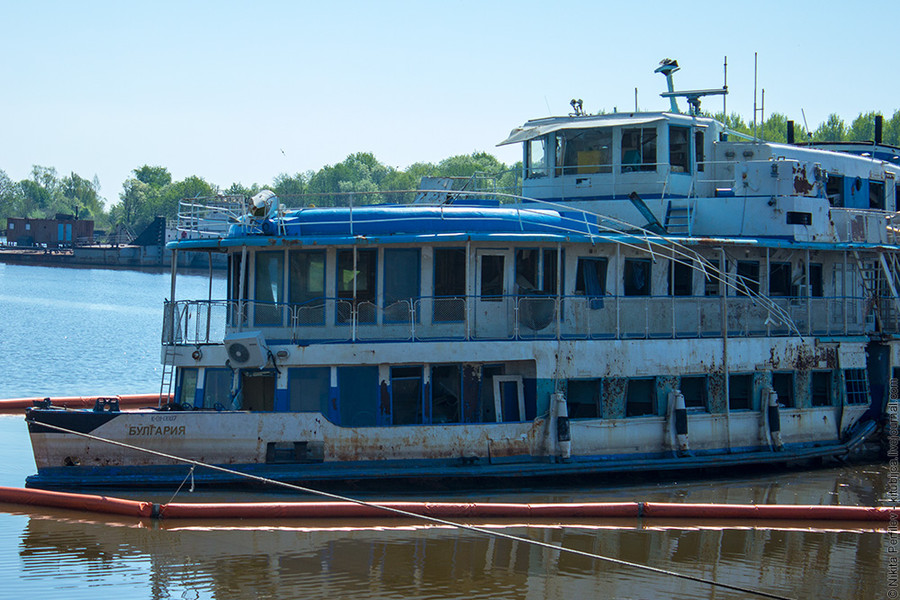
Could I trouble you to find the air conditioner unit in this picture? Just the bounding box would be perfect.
[224,331,269,368]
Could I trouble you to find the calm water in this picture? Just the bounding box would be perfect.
[0,263,894,599]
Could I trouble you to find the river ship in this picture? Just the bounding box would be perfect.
[25,61,899,488]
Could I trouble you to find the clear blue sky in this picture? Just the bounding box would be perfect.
[1,0,896,206]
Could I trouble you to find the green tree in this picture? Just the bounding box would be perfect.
[847,111,880,142]
[813,114,847,142]
[61,172,103,220]
[133,165,172,188]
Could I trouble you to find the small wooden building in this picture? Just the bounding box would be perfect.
[6,214,94,248]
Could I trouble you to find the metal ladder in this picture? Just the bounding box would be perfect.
[158,344,177,407]
[664,199,693,235]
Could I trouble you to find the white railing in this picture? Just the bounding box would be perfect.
[162,293,870,346]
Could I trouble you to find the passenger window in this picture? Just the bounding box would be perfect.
[431,365,462,424]
[337,249,377,323]
[626,378,656,417]
[668,260,693,296]
[695,130,705,172]
[433,248,466,322]
[679,376,707,410]
[391,366,423,425]
[772,372,794,408]
[624,258,651,296]
[768,262,792,297]
[728,374,753,410]
[567,379,601,418]
[254,251,284,325]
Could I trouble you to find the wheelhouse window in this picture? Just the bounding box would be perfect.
[254,251,284,325]
[624,258,651,296]
[736,260,760,296]
[669,126,690,173]
[556,128,612,175]
[526,137,549,178]
[178,368,198,406]
[626,377,656,417]
[337,249,377,323]
[203,368,233,409]
[826,174,844,207]
[289,250,325,324]
[695,130,705,172]
[621,127,657,172]
[729,374,752,410]
[870,180,886,210]
[434,247,466,322]
[772,372,794,408]
[668,260,693,296]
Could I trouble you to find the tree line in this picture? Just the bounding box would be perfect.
[1,109,898,235]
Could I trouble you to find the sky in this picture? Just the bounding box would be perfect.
[2,0,898,207]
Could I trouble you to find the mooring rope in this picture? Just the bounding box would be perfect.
[31,419,794,600]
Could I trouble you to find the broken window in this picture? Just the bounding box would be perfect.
[621,127,658,172]
[736,260,760,296]
[431,365,462,424]
[728,374,753,410]
[669,126,690,173]
[391,366,423,425]
[575,257,608,308]
[567,379,601,418]
[811,371,832,407]
[516,248,559,294]
[809,263,824,297]
[679,375,707,410]
[668,259,693,296]
[826,174,844,207]
[870,180,886,210]
[626,377,656,417]
[768,262,792,297]
[337,249,377,323]
[624,258,651,296]
[556,128,613,175]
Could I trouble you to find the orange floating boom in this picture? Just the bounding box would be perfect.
[0,486,895,522]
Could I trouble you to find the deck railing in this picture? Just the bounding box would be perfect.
[162,293,871,346]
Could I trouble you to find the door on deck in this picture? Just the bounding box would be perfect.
[475,249,512,339]
[241,372,276,411]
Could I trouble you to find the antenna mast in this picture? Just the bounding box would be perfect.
[752,52,758,140]
[723,56,727,118]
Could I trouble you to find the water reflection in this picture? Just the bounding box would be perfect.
[12,508,891,600]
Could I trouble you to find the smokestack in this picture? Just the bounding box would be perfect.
[875,115,883,145]
[787,120,795,144]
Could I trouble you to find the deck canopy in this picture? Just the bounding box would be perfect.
[498,115,665,146]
